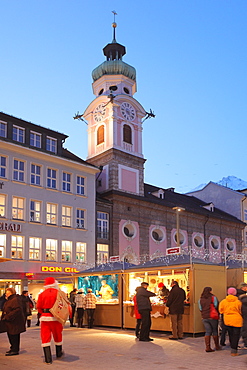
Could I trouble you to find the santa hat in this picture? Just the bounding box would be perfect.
[227,287,237,296]
[158,282,164,288]
[44,277,58,289]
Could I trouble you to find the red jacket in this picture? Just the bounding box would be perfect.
[37,287,58,321]
[133,295,141,319]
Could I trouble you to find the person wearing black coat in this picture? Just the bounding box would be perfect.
[0,287,26,356]
[166,281,186,340]
[136,282,156,342]
[239,293,247,348]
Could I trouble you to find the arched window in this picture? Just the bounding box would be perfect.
[123,124,132,144]
[97,125,104,145]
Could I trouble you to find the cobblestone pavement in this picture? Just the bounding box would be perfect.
[1,320,247,370]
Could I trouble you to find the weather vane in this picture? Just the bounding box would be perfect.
[112,10,117,22]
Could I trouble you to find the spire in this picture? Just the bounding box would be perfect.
[103,11,126,61]
[112,10,117,43]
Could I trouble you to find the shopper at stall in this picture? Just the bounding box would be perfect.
[136,282,156,342]
[37,277,71,364]
[99,280,114,301]
[75,288,85,328]
[157,283,169,301]
[69,288,78,327]
[198,286,221,352]
[238,291,247,349]
[133,287,142,338]
[219,287,242,356]
[166,281,186,340]
[236,282,247,297]
[21,290,34,328]
[1,287,26,356]
[84,288,97,328]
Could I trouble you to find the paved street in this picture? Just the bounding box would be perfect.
[1,318,247,370]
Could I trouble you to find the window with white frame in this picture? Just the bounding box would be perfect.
[47,168,57,189]
[13,159,25,182]
[47,203,57,224]
[97,244,109,264]
[46,239,57,261]
[62,172,71,192]
[29,237,41,260]
[76,176,85,195]
[62,206,71,227]
[0,156,7,178]
[244,210,247,222]
[13,125,25,143]
[61,240,72,262]
[0,234,6,257]
[76,242,86,263]
[12,196,24,220]
[0,121,7,138]
[11,235,24,259]
[30,200,41,222]
[76,209,85,229]
[97,212,109,239]
[46,137,57,153]
[30,131,41,148]
[31,164,41,186]
[0,194,6,217]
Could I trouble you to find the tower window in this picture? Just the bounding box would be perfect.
[123,87,130,94]
[97,125,105,145]
[109,85,118,91]
[98,88,104,95]
[123,124,132,144]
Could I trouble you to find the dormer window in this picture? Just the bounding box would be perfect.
[13,125,25,143]
[30,131,41,148]
[46,137,57,153]
[203,202,215,212]
[123,124,132,144]
[0,121,7,138]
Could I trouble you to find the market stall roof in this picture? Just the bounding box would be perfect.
[77,261,136,275]
[0,257,11,262]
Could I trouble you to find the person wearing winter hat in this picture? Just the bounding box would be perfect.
[157,282,170,301]
[237,282,247,297]
[36,277,71,364]
[219,287,242,356]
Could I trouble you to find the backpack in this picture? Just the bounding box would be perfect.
[49,290,71,326]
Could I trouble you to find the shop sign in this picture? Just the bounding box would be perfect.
[41,266,79,273]
[26,273,34,278]
[109,255,120,262]
[166,247,181,255]
[0,222,21,232]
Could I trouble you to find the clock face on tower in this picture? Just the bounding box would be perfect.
[94,103,106,122]
[120,102,136,121]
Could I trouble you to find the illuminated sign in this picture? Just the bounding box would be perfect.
[41,266,79,273]
[0,222,21,232]
[166,247,181,255]
[26,273,34,278]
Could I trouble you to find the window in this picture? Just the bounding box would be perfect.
[47,203,57,224]
[47,168,57,189]
[0,121,7,138]
[11,235,24,259]
[12,197,24,220]
[0,234,6,257]
[244,210,247,221]
[29,237,41,260]
[97,125,104,145]
[0,156,7,178]
[0,194,6,217]
[46,137,57,153]
[13,125,25,143]
[30,131,41,148]
[76,242,86,263]
[61,240,72,262]
[97,212,109,239]
[97,244,109,264]
[123,124,132,144]
[151,228,165,242]
[122,221,136,240]
[13,159,25,182]
[62,172,71,192]
[76,209,85,229]
[31,164,41,186]
[62,206,72,227]
[30,200,41,222]
[46,239,57,261]
[76,176,85,195]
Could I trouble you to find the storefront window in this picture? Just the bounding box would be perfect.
[78,274,118,302]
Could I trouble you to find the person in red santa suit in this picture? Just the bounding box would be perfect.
[37,277,70,364]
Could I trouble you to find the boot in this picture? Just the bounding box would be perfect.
[78,318,82,328]
[43,346,52,364]
[205,336,215,352]
[55,345,64,358]
[213,335,221,350]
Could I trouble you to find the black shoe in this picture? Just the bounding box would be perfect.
[178,337,184,340]
[169,336,178,340]
[139,339,150,342]
[70,325,76,327]
[148,338,154,341]
[5,351,19,356]
[220,343,226,346]
[5,350,12,354]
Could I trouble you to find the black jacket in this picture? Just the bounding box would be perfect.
[239,294,247,317]
[166,285,186,314]
[136,287,156,311]
[1,294,26,335]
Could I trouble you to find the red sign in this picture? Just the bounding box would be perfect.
[109,256,120,262]
[166,247,181,255]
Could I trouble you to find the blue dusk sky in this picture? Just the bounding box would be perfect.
[1,1,247,193]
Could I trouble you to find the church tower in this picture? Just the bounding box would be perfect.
[83,19,146,196]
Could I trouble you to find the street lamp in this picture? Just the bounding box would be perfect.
[172,207,185,248]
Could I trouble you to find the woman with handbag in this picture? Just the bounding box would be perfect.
[198,286,221,352]
[219,287,242,356]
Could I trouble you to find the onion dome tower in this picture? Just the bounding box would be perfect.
[84,18,147,196]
